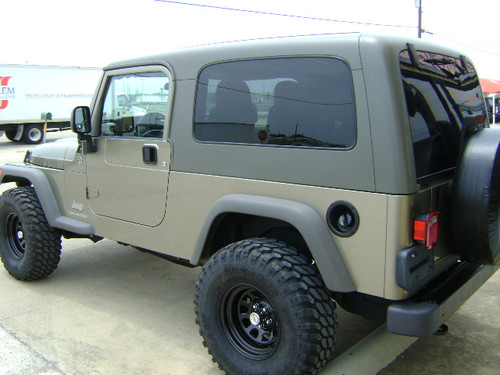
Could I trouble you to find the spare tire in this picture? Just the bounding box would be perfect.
[452,128,500,265]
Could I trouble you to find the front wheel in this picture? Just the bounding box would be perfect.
[0,187,61,280]
[195,238,337,375]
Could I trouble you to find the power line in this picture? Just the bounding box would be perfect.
[424,30,500,57]
[154,0,500,59]
[154,0,415,29]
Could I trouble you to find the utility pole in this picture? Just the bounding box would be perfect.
[416,0,423,38]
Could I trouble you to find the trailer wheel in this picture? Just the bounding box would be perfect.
[5,130,19,142]
[22,124,44,144]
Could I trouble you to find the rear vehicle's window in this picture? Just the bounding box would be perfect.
[400,49,487,181]
[194,57,356,149]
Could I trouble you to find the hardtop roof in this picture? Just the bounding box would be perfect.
[103,33,471,80]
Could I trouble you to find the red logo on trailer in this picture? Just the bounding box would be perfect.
[0,76,13,109]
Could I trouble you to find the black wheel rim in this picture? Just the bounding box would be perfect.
[5,212,26,258]
[221,284,280,360]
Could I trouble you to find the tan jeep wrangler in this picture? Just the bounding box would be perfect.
[0,33,499,375]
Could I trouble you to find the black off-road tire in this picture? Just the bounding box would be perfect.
[0,187,61,280]
[194,238,337,375]
[453,128,500,265]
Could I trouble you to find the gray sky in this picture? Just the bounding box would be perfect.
[4,0,500,77]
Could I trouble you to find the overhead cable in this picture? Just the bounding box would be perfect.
[154,0,500,58]
[154,0,415,29]
[424,30,500,57]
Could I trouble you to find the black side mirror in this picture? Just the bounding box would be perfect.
[71,106,91,134]
[71,106,96,153]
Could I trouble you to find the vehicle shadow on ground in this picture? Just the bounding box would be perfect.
[0,238,383,374]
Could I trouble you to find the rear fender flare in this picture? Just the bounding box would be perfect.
[191,194,356,293]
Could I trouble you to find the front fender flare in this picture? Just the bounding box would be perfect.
[191,194,356,293]
[0,165,94,235]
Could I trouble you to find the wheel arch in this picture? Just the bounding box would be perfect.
[191,194,356,293]
[0,165,94,235]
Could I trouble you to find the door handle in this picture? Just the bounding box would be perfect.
[143,144,158,165]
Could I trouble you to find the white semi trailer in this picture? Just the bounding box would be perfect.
[0,65,101,144]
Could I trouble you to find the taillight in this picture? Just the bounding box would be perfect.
[475,115,486,125]
[413,211,439,249]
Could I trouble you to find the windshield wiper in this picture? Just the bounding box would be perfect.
[423,58,466,78]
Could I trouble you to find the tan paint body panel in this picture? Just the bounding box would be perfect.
[85,138,171,227]
[52,151,413,299]
[78,169,394,298]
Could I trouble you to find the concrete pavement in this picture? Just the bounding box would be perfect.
[0,238,222,375]
[0,236,498,375]
[0,132,499,374]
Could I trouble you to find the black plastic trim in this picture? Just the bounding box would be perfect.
[396,246,434,291]
[387,262,498,336]
[326,201,360,238]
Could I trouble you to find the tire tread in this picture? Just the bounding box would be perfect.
[194,238,336,375]
[0,186,61,280]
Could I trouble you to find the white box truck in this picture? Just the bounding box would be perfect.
[0,65,101,144]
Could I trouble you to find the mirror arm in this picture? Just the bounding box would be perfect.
[78,133,97,153]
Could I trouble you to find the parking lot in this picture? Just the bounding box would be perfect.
[0,132,499,375]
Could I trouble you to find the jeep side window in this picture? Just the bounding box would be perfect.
[100,72,170,138]
[194,57,356,148]
[400,49,487,181]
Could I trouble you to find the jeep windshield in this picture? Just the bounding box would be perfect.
[400,47,487,183]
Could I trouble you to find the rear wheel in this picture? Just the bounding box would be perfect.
[0,187,61,280]
[195,238,336,375]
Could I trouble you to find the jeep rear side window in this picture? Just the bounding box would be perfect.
[194,57,356,148]
[400,49,487,182]
[100,71,170,138]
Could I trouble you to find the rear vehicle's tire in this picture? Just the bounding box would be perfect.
[5,130,18,142]
[452,128,500,265]
[194,238,336,375]
[22,124,44,144]
[0,187,61,280]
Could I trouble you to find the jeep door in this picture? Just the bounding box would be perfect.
[85,66,172,227]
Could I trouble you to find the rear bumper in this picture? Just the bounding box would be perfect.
[387,262,498,336]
